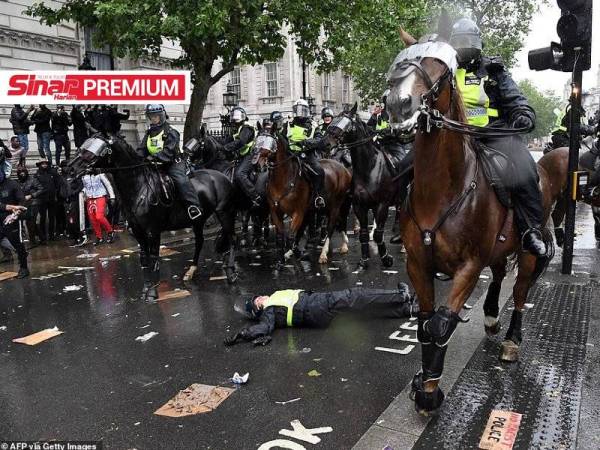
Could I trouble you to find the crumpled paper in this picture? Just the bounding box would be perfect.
[230,372,249,384]
[154,383,234,417]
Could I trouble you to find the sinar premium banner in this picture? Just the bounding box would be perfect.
[0,70,191,104]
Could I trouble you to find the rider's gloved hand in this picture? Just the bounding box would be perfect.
[512,115,533,131]
[224,332,242,346]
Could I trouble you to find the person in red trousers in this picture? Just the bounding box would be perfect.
[81,173,116,246]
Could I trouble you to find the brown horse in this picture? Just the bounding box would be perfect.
[387,34,568,415]
[256,130,351,267]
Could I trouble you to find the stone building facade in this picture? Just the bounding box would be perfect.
[0,0,359,165]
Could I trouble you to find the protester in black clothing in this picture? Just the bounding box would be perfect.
[16,166,46,247]
[104,105,130,135]
[51,105,72,165]
[0,174,29,278]
[34,159,58,243]
[85,105,107,133]
[71,105,90,151]
[224,284,417,346]
[9,104,34,156]
[30,105,53,163]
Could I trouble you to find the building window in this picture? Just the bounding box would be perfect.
[84,27,113,70]
[230,67,241,99]
[342,75,350,104]
[265,62,278,97]
[322,72,331,101]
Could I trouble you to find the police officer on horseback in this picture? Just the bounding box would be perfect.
[288,99,326,209]
[270,111,286,132]
[228,107,260,206]
[138,104,202,221]
[449,18,546,256]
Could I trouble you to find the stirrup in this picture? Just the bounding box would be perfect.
[314,196,325,208]
[188,205,202,220]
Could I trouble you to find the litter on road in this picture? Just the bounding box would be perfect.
[154,384,235,417]
[135,331,159,342]
[12,327,63,346]
[230,372,249,384]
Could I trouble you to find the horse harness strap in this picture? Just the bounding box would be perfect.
[406,157,479,273]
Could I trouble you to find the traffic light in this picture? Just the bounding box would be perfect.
[528,0,593,72]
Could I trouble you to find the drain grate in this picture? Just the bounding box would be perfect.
[413,281,594,450]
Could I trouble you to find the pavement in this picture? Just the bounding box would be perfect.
[0,204,599,450]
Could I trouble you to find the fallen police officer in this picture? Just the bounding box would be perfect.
[224,283,418,346]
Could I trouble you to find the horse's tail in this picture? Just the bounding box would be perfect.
[531,227,555,284]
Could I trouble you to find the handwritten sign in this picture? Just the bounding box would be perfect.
[479,410,522,450]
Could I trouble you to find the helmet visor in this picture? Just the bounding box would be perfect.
[254,134,277,153]
[450,34,482,52]
[231,109,246,123]
[293,104,311,118]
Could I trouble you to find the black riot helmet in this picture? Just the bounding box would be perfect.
[321,107,334,120]
[270,110,285,129]
[449,18,483,66]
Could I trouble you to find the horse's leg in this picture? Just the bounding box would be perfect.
[483,259,507,336]
[374,204,393,267]
[390,207,403,244]
[240,210,250,247]
[594,206,600,243]
[271,211,286,270]
[500,253,536,362]
[215,209,238,283]
[336,195,351,254]
[355,206,370,268]
[318,205,340,264]
[144,234,161,303]
[413,260,481,416]
[293,219,310,261]
[551,193,566,247]
[183,220,206,282]
[130,224,151,301]
[287,212,305,260]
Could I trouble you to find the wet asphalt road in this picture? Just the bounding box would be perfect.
[0,220,491,450]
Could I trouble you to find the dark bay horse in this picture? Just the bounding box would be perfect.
[186,128,270,246]
[386,36,567,415]
[69,134,238,302]
[256,131,352,266]
[326,104,408,269]
[548,146,600,246]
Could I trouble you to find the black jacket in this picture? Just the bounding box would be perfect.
[31,107,53,134]
[136,123,181,164]
[85,107,108,133]
[18,174,46,206]
[367,111,390,130]
[10,106,32,135]
[223,124,255,159]
[35,169,58,202]
[469,56,535,127]
[105,107,130,134]
[71,107,89,148]
[0,179,24,223]
[51,110,72,135]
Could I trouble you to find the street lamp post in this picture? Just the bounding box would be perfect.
[220,80,238,135]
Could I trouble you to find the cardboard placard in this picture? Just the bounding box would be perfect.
[154,384,234,417]
[159,248,180,257]
[159,289,191,302]
[12,327,63,346]
[479,410,522,450]
[0,272,18,282]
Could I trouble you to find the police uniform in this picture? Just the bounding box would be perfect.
[287,117,326,199]
[226,285,416,344]
[137,123,201,211]
[229,123,259,201]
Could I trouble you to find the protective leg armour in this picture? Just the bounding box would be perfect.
[506,309,523,345]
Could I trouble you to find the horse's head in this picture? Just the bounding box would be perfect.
[69,133,114,177]
[326,103,369,146]
[385,30,459,138]
[253,129,279,168]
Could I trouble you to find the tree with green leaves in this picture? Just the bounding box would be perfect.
[341,0,546,104]
[26,1,386,139]
[518,79,563,141]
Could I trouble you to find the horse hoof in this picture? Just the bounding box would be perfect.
[338,245,349,255]
[484,317,502,336]
[226,271,239,284]
[414,387,445,417]
[144,288,159,304]
[318,255,328,264]
[499,340,519,362]
[284,249,294,260]
[381,254,394,268]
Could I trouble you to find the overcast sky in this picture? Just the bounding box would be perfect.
[511,0,599,98]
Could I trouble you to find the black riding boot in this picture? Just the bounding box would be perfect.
[168,160,202,220]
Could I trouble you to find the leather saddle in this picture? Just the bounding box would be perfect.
[476,141,513,208]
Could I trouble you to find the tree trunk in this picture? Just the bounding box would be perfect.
[184,71,211,142]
